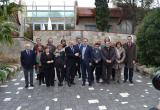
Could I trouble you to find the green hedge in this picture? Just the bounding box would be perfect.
[136,8,160,67]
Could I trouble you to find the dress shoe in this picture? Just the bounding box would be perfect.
[123,80,127,83]
[129,80,133,83]
[82,82,85,86]
[71,82,76,85]
[89,83,92,86]
[58,83,63,86]
[30,84,34,87]
[25,85,28,88]
[68,82,71,87]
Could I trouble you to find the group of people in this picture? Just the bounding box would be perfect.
[20,36,136,88]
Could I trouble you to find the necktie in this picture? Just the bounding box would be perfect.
[71,47,74,53]
[27,50,30,55]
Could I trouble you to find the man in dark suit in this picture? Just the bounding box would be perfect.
[80,38,93,86]
[20,43,36,88]
[123,36,136,83]
[65,40,79,87]
[91,42,102,83]
[75,37,83,78]
[101,39,116,84]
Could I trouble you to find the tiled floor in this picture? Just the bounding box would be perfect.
[0,70,159,110]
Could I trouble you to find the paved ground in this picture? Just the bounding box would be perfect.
[0,70,159,110]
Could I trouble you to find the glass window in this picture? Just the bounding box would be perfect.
[65,12,74,17]
[66,24,74,30]
[50,12,64,17]
[35,24,40,30]
[44,24,48,30]
[58,24,64,30]
[37,12,48,17]
[27,12,37,17]
[52,24,57,30]
[85,25,96,31]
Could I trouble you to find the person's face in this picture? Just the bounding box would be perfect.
[38,46,42,51]
[45,48,49,53]
[57,45,62,50]
[127,37,132,43]
[106,41,111,47]
[117,43,121,48]
[62,41,66,45]
[25,44,31,50]
[77,38,81,44]
[95,45,99,48]
[69,41,74,47]
[83,39,88,45]
[48,39,53,44]
[36,38,41,44]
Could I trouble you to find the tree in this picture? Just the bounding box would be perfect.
[112,0,153,34]
[0,21,16,44]
[0,1,23,45]
[95,0,110,32]
[136,8,160,66]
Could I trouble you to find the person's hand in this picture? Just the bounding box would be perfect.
[117,61,120,63]
[76,63,78,66]
[64,65,66,68]
[106,60,111,63]
[133,60,136,64]
[95,60,98,63]
[47,61,51,64]
[89,63,92,66]
[50,60,54,63]
[75,53,79,56]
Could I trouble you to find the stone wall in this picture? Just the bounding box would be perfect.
[33,30,136,45]
[0,38,34,63]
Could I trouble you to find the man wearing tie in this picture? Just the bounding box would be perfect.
[123,36,136,83]
[65,40,79,87]
[75,37,82,78]
[80,38,93,86]
[20,43,36,88]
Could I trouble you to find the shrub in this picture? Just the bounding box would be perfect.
[136,8,160,67]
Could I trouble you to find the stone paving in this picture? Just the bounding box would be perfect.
[0,70,159,110]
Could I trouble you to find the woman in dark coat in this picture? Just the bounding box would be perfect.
[55,44,66,86]
[40,46,55,87]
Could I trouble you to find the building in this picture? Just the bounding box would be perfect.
[25,1,132,34]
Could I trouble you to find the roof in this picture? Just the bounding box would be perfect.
[77,7,124,18]
[76,7,128,25]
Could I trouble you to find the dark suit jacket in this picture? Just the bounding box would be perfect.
[40,52,55,69]
[92,48,102,63]
[65,46,79,66]
[101,46,116,65]
[80,45,93,64]
[20,50,36,69]
[74,44,82,63]
[123,43,136,68]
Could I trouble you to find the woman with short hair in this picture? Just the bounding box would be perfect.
[114,42,126,83]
